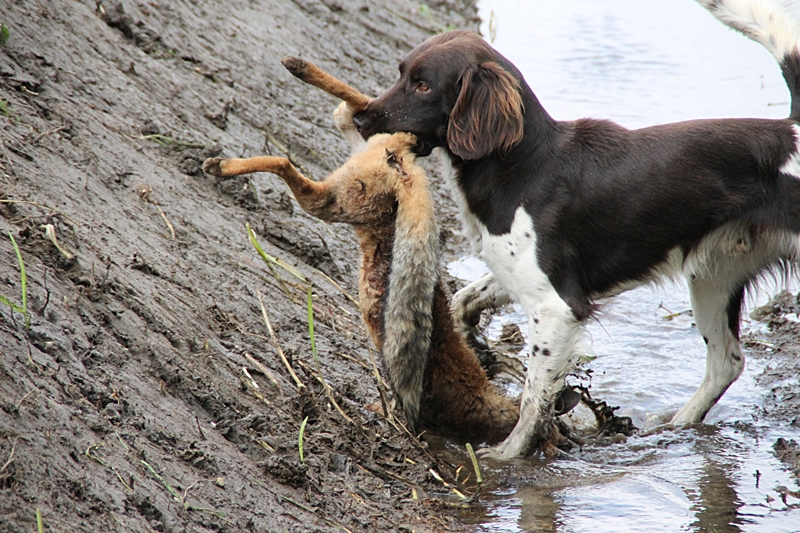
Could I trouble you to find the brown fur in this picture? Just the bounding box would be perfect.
[203,133,518,441]
[447,60,524,160]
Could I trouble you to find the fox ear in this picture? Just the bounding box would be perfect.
[385,148,404,174]
[447,61,524,160]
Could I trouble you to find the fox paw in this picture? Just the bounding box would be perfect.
[202,157,224,176]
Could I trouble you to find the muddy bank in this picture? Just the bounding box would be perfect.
[0,1,481,532]
[747,292,800,479]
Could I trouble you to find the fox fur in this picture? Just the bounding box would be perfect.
[203,131,518,442]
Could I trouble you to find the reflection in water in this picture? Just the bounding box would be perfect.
[686,426,746,533]
[515,485,560,533]
[689,456,744,533]
[450,1,800,531]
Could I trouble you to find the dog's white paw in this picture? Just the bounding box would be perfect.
[476,436,527,461]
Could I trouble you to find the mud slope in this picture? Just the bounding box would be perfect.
[0,1,480,532]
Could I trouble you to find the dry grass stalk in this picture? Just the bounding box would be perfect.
[243,351,283,393]
[256,288,305,391]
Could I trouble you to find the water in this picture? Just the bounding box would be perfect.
[443,1,800,531]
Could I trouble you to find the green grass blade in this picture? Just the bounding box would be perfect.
[141,460,183,504]
[306,286,317,364]
[298,416,309,463]
[466,443,483,484]
[8,231,27,325]
[0,294,24,313]
[36,508,43,533]
[246,223,308,283]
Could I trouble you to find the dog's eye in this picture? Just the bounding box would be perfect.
[356,179,366,193]
[415,82,430,94]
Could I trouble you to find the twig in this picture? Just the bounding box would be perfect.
[181,479,200,502]
[137,184,176,240]
[307,287,318,364]
[0,199,78,225]
[0,437,18,476]
[335,351,370,371]
[428,468,467,500]
[86,443,133,492]
[155,205,175,240]
[136,133,206,150]
[15,389,36,410]
[279,494,354,533]
[256,289,305,391]
[239,371,272,406]
[31,125,65,145]
[243,352,283,393]
[295,359,353,423]
[39,267,50,315]
[366,345,387,389]
[316,270,358,306]
[141,460,183,503]
[195,416,206,440]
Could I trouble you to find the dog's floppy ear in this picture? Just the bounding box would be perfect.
[447,61,524,160]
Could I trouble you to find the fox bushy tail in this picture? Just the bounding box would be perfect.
[380,138,440,431]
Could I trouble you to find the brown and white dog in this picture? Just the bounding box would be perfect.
[351,0,800,459]
[203,111,519,442]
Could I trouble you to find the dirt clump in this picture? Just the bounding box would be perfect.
[0,1,483,531]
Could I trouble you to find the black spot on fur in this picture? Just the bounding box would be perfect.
[532,345,539,353]
[726,284,747,340]
[542,348,551,356]
[703,336,709,345]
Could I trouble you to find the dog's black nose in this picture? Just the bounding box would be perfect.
[352,110,369,133]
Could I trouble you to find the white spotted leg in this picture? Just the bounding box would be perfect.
[671,274,746,424]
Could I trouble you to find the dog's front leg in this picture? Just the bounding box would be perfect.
[479,294,584,460]
[333,102,368,155]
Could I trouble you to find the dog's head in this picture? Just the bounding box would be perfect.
[353,31,525,160]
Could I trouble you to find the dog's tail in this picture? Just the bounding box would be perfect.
[380,133,440,431]
[697,0,800,119]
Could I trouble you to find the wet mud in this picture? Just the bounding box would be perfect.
[747,291,800,480]
[0,1,482,532]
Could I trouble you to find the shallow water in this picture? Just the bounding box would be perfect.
[445,1,800,531]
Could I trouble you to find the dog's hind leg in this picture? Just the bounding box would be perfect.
[671,275,746,424]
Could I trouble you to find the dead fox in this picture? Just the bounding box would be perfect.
[203,123,518,442]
